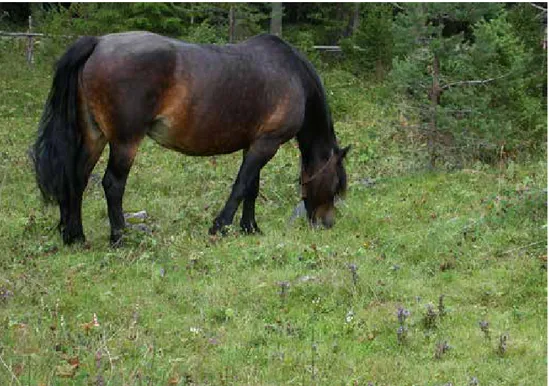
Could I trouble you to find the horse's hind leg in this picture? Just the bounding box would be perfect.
[102,142,139,245]
[60,133,106,244]
[210,140,279,235]
[59,194,85,244]
[239,149,261,234]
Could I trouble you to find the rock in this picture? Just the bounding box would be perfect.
[128,223,153,235]
[359,177,376,188]
[124,210,148,224]
[289,201,307,223]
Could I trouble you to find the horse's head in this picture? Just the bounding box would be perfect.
[301,145,350,228]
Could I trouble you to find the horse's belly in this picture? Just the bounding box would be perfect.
[148,116,250,156]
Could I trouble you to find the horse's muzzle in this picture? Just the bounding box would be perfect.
[311,203,335,229]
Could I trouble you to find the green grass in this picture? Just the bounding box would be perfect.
[0,44,546,385]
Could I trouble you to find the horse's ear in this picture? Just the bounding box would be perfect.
[338,145,351,159]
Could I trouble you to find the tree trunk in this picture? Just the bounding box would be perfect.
[351,3,360,35]
[229,7,235,43]
[429,53,441,168]
[26,15,33,66]
[270,3,282,37]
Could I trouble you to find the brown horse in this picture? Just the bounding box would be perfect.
[32,32,349,245]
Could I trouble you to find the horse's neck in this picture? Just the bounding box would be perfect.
[298,129,335,170]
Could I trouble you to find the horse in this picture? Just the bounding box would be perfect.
[32,31,349,245]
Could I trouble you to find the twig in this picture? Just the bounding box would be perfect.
[0,353,22,386]
[102,334,114,381]
[500,241,545,255]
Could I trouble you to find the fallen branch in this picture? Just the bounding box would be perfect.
[313,45,366,52]
[0,31,75,39]
[313,45,341,52]
[0,31,44,37]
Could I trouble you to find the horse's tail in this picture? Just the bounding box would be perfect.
[31,36,99,205]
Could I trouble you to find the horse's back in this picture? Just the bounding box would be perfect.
[81,32,311,155]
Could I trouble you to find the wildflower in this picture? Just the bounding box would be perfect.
[479,320,490,339]
[438,295,446,318]
[93,313,100,327]
[348,263,358,286]
[397,307,410,325]
[435,341,451,359]
[0,287,13,300]
[397,325,408,344]
[423,304,437,329]
[345,310,355,323]
[277,281,290,298]
[498,333,508,356]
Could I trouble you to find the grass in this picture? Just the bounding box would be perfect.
[0,42,547,385]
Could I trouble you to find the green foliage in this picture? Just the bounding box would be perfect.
[304,3,355,44]
[183,21,227,45]
[341,3,394,79]
[389,4,546,166]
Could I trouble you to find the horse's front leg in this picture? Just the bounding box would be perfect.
[240,149,261,234]
[209,142,278,235]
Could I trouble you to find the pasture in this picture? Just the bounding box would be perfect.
[0,45,546,385]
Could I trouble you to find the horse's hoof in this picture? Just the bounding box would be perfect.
[209,226,229,236]
[209,219,230,236]
[208,223,219,235]
[62,232,86,245]
[110,232,124,248]
[110,238,124,248]
[240,221,262,235]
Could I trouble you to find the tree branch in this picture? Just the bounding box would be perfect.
[529,3,547,13]
[441,73,510,90]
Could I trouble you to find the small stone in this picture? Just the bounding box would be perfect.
[289,201,307,223]
[124,210,148,224]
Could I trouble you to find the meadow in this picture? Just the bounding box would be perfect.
[0,42,546,385]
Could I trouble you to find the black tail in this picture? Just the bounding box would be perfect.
[32,36,99,205]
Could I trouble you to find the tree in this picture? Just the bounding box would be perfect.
[341,3,394,79]
[270,3,282,37]
[390,3,545,167]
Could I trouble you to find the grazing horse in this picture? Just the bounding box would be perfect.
[32,32,349,245]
